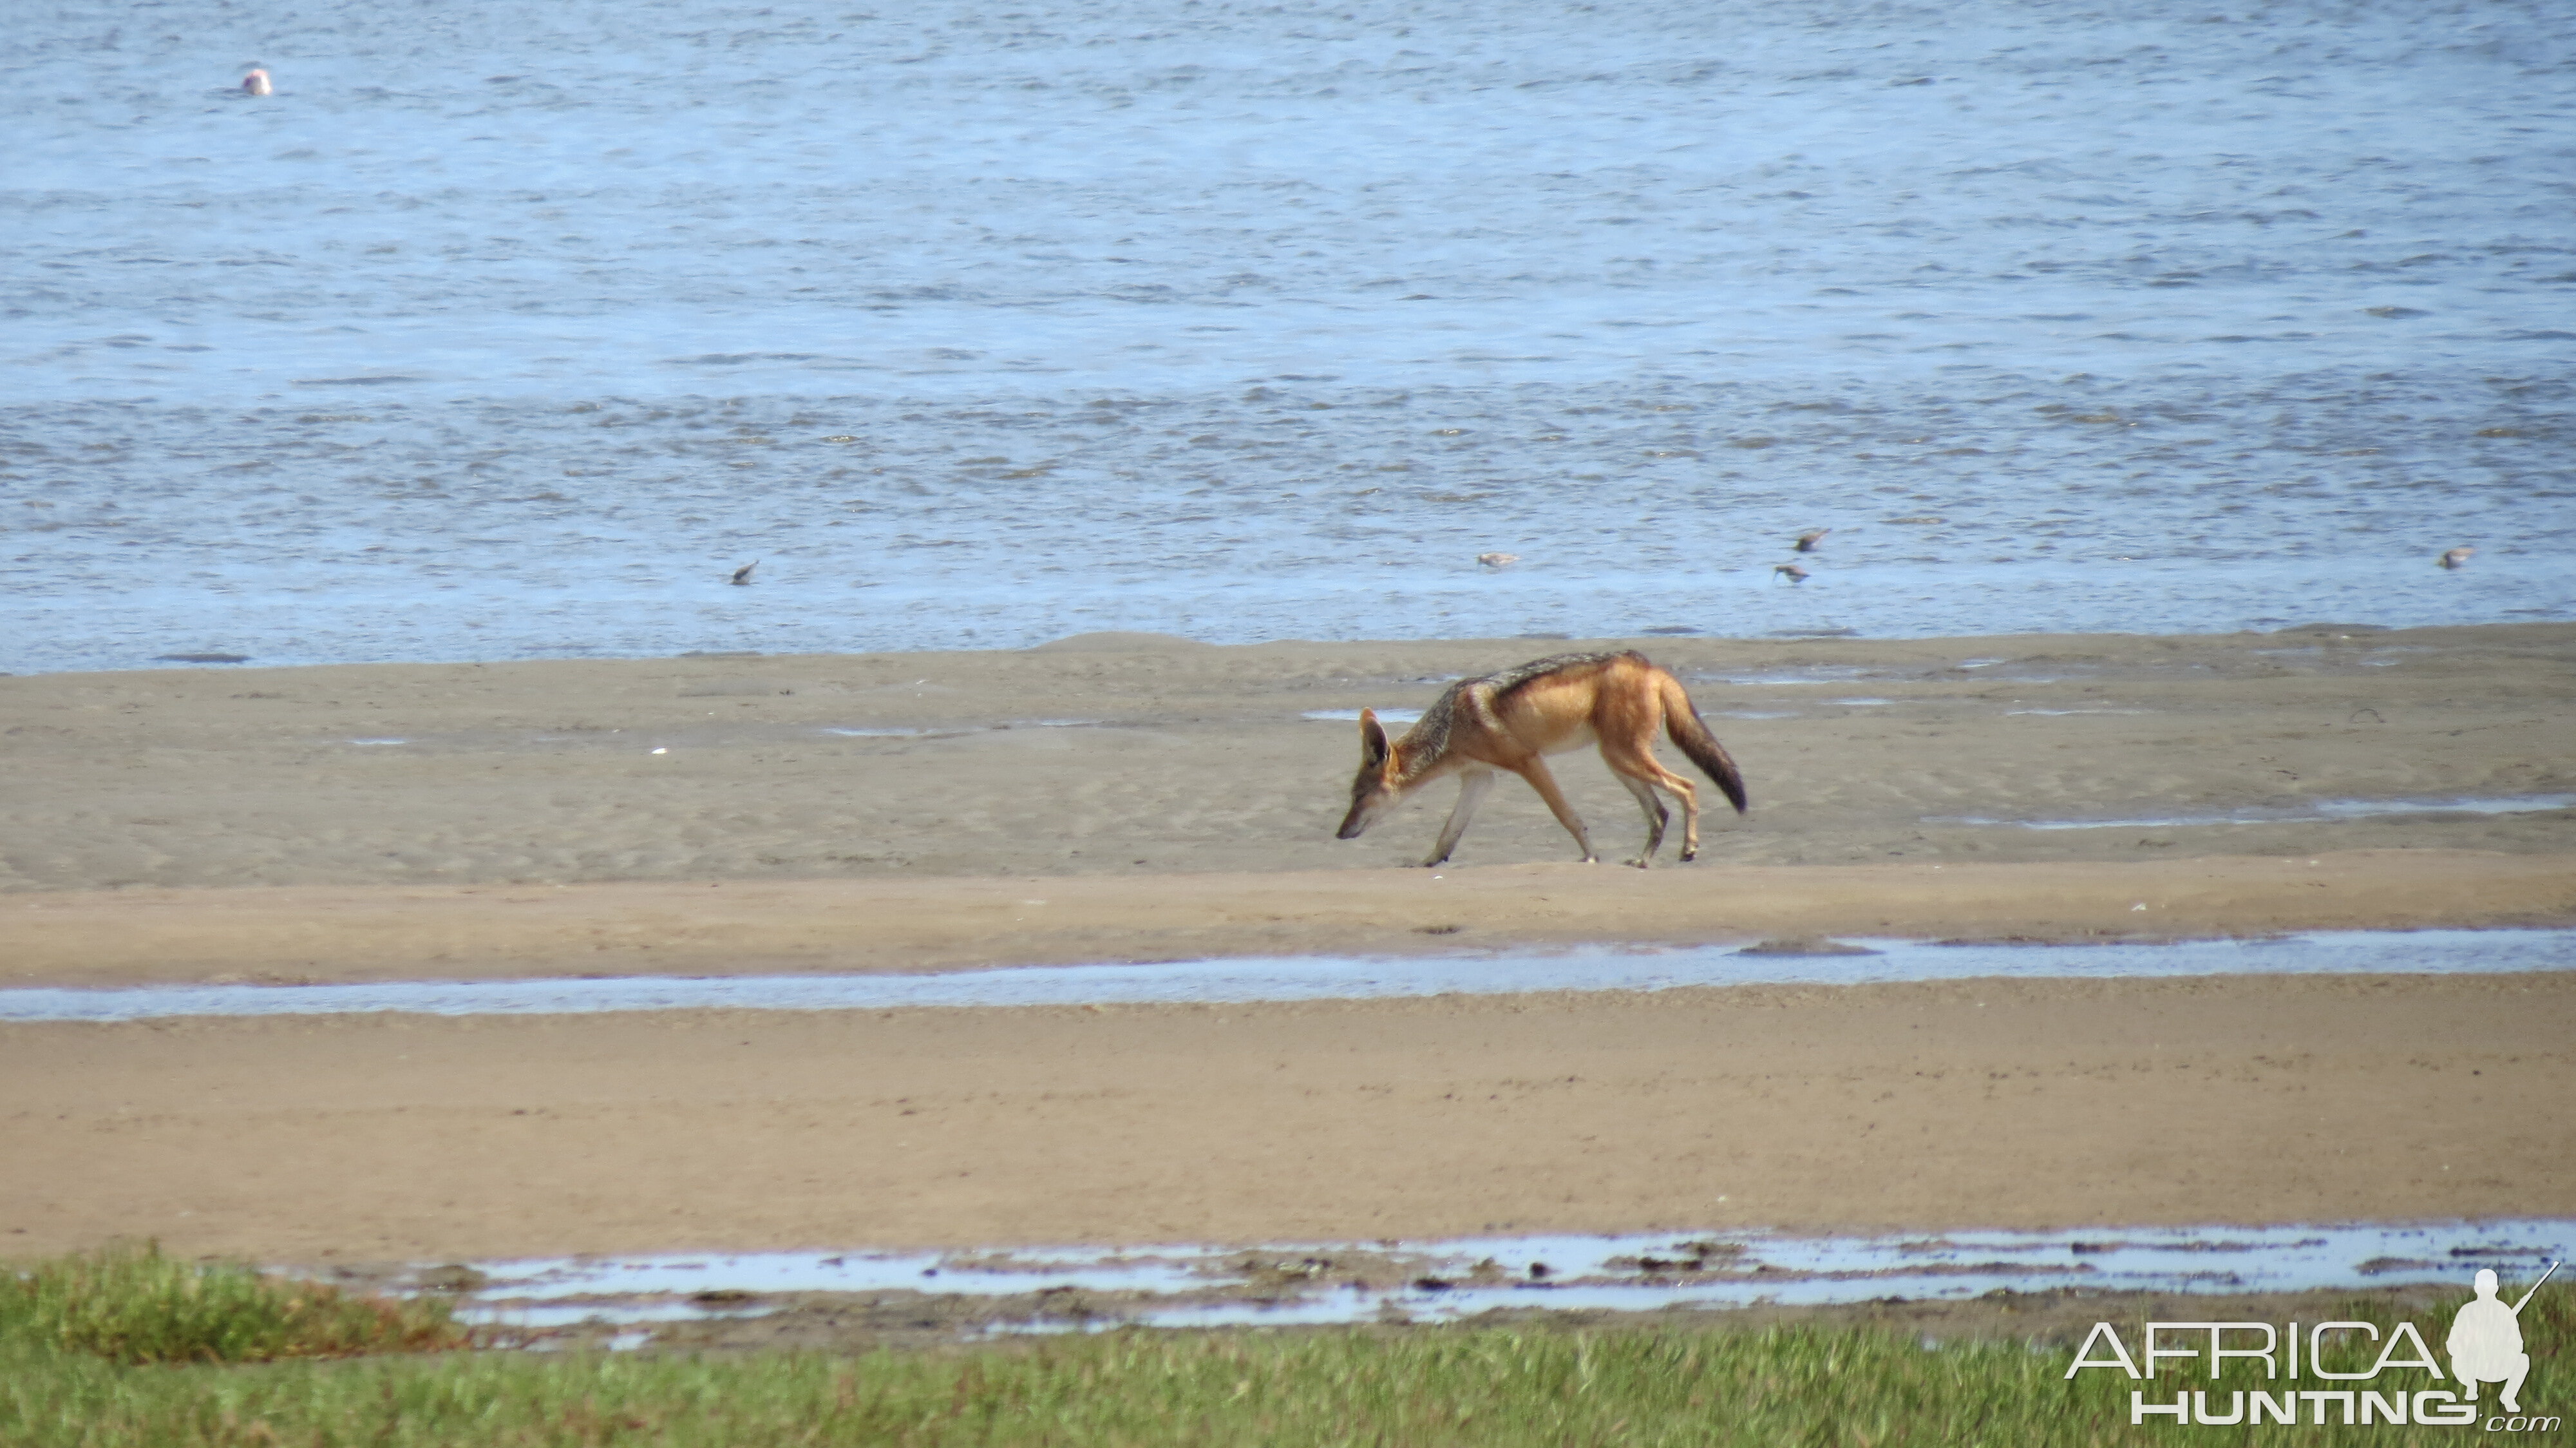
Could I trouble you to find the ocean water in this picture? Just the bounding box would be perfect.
[4,0,2571,673]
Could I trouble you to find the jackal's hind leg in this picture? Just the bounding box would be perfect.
[1422,769,1496,866]
[1616,775,1669,868]
[1603,742,1703,862]
[1511,757,1596,864]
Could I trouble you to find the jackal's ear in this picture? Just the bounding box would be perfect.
[1358,709,1390,765]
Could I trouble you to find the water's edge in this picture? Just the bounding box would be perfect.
[357,1219,2573,1342]
[6,928,2569,1023]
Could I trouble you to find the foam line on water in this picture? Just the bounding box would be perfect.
[5,929,2568,1023]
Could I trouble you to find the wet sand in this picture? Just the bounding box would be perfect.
[3,971,2570,1262]
[7,850,2573,988]
[4,622,2571,986]
[3,624,2570,1265]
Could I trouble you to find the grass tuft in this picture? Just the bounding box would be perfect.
[0,1243,464,1366]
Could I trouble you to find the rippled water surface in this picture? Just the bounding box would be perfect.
[5,0,2571,672]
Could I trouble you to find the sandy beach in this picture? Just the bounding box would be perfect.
[6,851,2573,989]
[5,972,2571,1262]
[5,624,2570,897]
[3,624,2571,1262]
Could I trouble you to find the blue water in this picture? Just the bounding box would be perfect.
[5,0,2571,673]
[435,1221,2576,1333]
[6,928,2568,1022]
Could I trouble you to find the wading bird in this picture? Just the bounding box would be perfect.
[1794,529,1830,552]
[730,560,759,586]
[1772,562,1809,584]
[2439,547,2475,570]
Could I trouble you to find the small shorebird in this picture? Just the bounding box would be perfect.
[1476,552,1519,568]
[1794,528,1830,553]
[730,560,759,586]
[2438,547,2475,570]
[241,66,272,96]
[1772,563,1809,584]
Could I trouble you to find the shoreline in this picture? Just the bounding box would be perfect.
[5,624,2570,1266]
[5,620,2572,986]
[20,613,2567,685]
[6,623,2570,898]
[614,1284,2496,1358]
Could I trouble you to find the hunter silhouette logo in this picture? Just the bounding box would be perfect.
[2452,1262,2555,1415]
[2067,1259,2560,1429]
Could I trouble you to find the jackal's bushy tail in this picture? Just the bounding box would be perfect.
[1659,674,1748,814]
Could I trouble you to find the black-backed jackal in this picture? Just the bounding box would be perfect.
[1334,650,1748,868]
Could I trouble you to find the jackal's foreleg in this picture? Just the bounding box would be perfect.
[1615,775,1669,868]
[1511,757,1597,864]
[1422,769,1496,866]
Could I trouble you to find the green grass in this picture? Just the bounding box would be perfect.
[0,1243,464,1366]
[2,1248,2563,1446]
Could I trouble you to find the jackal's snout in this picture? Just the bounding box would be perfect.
[1337,709,1397,839]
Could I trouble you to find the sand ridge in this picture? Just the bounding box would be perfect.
[6,850,2573,989]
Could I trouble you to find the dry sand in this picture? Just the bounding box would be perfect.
[3,624,2571,1262]
[4,972,2570,1262]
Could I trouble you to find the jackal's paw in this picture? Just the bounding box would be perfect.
[1625,857,1652,870]
[1680,848,1698,862]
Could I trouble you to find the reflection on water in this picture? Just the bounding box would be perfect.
[1689,665,1885,687]
[5,929,2568,1022]
[1301,708,1423,725]
[4,0,2570,672]
[417,1219,2575,1337]
[1933,794,2576,831]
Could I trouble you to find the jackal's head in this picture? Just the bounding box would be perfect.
[1336,709,1404,839]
